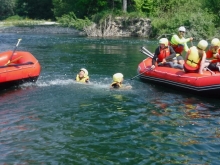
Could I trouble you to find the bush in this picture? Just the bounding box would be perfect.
[91,10,148,25]
[56,12,92,30]
[150,1,216,40]
[4,15,24,21]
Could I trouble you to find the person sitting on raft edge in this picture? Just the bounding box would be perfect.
[110,73,132,89]
[75,68,90,83]
[184,40,208,74]
[150,38,177,70]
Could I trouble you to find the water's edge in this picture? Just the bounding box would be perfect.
[0,24,86,36]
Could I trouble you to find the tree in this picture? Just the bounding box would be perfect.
[123,0,127,12]
[150,0,216,39]
[0,0,16,20]
[16,0,54,20]
[201,0,220,27]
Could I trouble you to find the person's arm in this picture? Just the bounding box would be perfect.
[199,52,207,74]
[165,46,176,61]
[151,47,160,70]
[172,35,191,45]
[152,47,160,65]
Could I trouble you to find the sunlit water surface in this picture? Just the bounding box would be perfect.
[0,33,220,164]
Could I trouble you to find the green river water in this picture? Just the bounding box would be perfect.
[0,33,220,164]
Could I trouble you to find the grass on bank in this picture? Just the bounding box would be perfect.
[0,15,55,27]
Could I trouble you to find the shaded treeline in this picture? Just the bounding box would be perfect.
[0,0,219,39]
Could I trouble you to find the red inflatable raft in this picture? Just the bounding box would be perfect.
[138,57,220,97]
[0,50,41,89]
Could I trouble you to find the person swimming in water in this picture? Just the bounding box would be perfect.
[110,73,132,89]
[75,68,89,83]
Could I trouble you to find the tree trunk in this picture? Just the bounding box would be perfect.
[122,0,127,12]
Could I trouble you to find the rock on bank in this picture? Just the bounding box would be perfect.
[84,17,151,37]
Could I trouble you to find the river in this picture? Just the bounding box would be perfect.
[0,33,219,164]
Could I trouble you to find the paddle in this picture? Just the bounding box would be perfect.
[5,56,23,66]
[130,68,150,80]
[140,49,153,58]
[191,40,193,47]
[0,62,34,68]
[141,46,154,57]
[140,47,154,58]
[205,67,215,75]
[5,39,22,66]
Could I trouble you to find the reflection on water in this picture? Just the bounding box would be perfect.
[0,33,220,164]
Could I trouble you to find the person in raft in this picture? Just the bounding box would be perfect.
[75,68,89,83]
[150,38,176,70]
[110,73,132,89]
[206,38,220,71]
[170,26,193,67]
[184,40,208,74]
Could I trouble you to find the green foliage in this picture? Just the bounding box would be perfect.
[16,0,54,20]
[53,0,110,19]
[1,0,219,39]
[201,0,220,27]
[133,0,153,16]
[2,16,44,27]
[91,10,147,24]
[187,10,216,40]
[150,0,216,40]
[0,0,16,20]
[91,11,114,24]
[4,15,23,21]
[126,11,147,18]
[56,12,92,30]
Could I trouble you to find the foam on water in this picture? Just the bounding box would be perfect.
[20,77,133,93]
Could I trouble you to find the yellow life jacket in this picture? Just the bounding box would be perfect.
[111,82,122,88]
[185,46,202,68]
[76,74,89,83]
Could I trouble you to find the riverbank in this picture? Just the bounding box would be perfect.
[0,18,152,38]
[0,21,86,36]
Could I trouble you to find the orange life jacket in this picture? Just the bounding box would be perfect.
[206,50,213,58]
[157,47,171,62]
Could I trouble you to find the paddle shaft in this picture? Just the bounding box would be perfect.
[130,68,150,80]
[140,47,153,58]
[191,40,193,47]
[142,47,154,57]
[140,50,153,58]
[10,39,22,61]
[205,67,215,75]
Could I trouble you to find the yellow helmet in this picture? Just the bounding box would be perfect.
[113,73,123,82]
[159,38,169,47]
[197,40,208,51]
[80,68,88,76]
[211,38,220,47]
